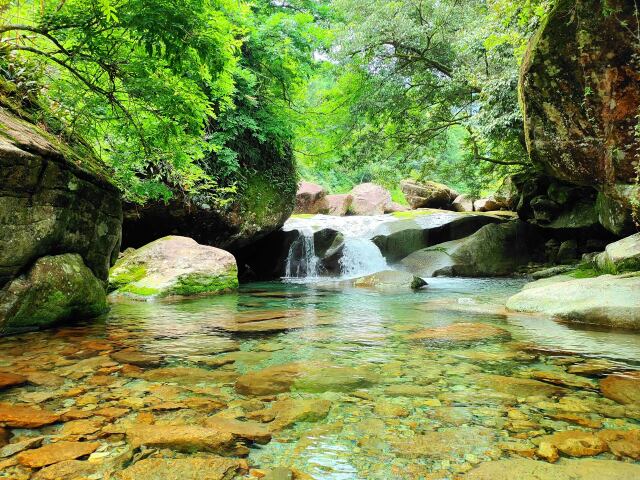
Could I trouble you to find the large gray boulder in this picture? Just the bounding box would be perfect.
[595,233,640,274]
[400,221,541,277]
[506,273,640,329]
[372,212,506,262]
[0,107,122,334]
[109,236,238,299]
[400,179,458,210]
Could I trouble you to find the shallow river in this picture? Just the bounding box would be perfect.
[1,278,639,479]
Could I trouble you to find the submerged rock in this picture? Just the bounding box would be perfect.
[0,403,60,428]
[465,458,640,479]
[506,274,640,329]
[407,323,510,345]
[401,220,542,277]
[118,457,246,480]
[126,425,246,455]
[600,371,640,405]
[109,236,238,299]
[0,373,27,390]
[16,441,99,468]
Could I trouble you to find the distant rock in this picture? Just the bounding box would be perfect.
[109,236,238,299]
[319,270,426,291]
[349,183,392,215]
[474,196,507,212]
[400,179,458,209]
[401,220,542,277]
[506,274,640,329]
[385,201,410,213]
[452,194,475,212]
[294,181,328,214]
[324,194,352,216]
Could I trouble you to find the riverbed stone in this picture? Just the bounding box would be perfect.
[0,403,60,428]
[475,375,566,398]
[110,348,162,367]
[539,430,608,457]
[109,236,238,299]
[407,323,510,345]
[0,437,44,458]
[464,458,640,479]
[600,371,640,405]
[32,460,98,480]
[506,274,640,329]
[126,425,246,455]
[247,398,332,430]
[16,441,100,468]
[393,427,494,459]
[0,372,27,389]
[202,417,272,444]
[117,457,246,480]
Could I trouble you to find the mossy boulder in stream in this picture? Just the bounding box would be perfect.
[519,0,640,234]
[594,233,640,274]
[0,254,107,334]
[109,236,238,299]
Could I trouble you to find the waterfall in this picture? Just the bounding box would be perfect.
[283,214,390,280]
[284,228,320,278]
[339,238,388,278]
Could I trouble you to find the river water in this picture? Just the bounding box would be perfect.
[1,276,639,478]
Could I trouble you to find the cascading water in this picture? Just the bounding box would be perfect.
[283,215,390,280]
[284,227,320,278]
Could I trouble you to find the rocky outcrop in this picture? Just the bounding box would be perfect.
[400,179,458,210]
[294,181,327,214]
[400,220,543,277]
[122,141,296,251]
[506,273,640,329]
[349,183,392,215]
[372,212,506,262]
[0,107,122,334]
[520,0,640,235]
[109,236,238,299]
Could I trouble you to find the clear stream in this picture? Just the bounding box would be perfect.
[1,277,639,479]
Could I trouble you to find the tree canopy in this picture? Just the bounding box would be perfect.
[1,0,551,203]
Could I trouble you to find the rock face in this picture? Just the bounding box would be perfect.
[0,107,121,334]
[520,0,640,233]
[595,233,640,274]
[506,274,640,329]
[0,254,108,333]
[349,183,392,215]
[400,179,458,210]
[401,220,542,277]
[109,236,238,299]
[294,181,327,214]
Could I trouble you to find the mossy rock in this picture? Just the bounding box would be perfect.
[109,236,239,300]
[0,254,107,335]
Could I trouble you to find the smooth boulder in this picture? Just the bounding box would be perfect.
[401,221,541,277]
[595,233,640,274]
[506,274,640,329]
[400,179,458,210]
[324,194,352,216]
[109,236,238,299]
[349,183,392,215]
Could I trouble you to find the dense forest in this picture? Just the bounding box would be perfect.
[1,0,554,204]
